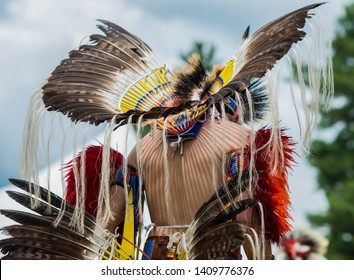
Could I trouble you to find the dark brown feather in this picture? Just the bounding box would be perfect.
[0,224,100,259]
[0,236,80,260]
[0,210,101,259]
[193,171,254,227]
[0,179,107,260]
[190,222,245,260]
[192,199,257,240]
[42,20,158,125]
[7,178,96,227]
[185,169,260,260]
[213,3,325,98]
[1,246,69,260]
[235,3,324,80]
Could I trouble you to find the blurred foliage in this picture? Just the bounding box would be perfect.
[308,2,354,260]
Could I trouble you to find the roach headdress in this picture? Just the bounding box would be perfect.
[278,228,329,260]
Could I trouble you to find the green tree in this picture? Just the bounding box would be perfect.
[180,41,218,71]
[308,2,354,260]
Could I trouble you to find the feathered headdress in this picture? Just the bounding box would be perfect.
[39,3,332,131]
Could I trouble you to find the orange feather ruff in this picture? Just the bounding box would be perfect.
[251,128,296,244]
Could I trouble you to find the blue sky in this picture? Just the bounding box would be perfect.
[0,0,352,229]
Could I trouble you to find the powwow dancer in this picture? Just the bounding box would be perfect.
[276,229,329,260]
[0,3,333,260]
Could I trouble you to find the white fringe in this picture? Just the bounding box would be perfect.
[257,202,266,260]
[68,123,88,232]
[162,117,174,223]
[96,117,116,227]
[19,89,49,209]
[44,112,55,214]
[55,119,70,228]
[243,233,257,260]
[219,102,234,204]
[121,116,134,227]
[265,70,285,174]
[244,87,257,193]
[210,105,219,202]
[135,115,145,224]
[286,10,334,154]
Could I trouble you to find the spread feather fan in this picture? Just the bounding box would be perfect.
[39,2,332,128]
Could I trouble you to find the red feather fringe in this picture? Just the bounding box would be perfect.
[251,128,296,244]
[64,145,124,216]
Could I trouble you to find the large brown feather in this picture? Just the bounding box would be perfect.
[236,3,324,79]
[211,3,325,98]
[0,179,108,260]
[190,222,245,260]
[42,20,159,125]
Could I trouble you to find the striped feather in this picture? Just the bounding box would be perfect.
[42,20,177,125]
[211,3,324,92]
[189,221,245,260]
[0,179,115,260]
[0,225,93,260]
[192,171,254,227]
[203,3,325,121]
[8,178,97,229]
